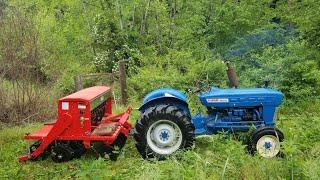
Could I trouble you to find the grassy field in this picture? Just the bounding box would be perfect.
[0,100,320,180]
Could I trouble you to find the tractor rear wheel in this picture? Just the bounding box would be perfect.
[249,126,284,158]
[133,104,195,160]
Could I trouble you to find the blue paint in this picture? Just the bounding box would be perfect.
[160,131,169,141]
[139,86,283,136]
[139,88,190,114]
[142,88,187,105]
[264,142,272,149]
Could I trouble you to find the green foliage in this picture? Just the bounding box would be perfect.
[1,0,320,178]
[4,0,320,100]
[56,61,93,94]
[128,50,226,100]
[236,40,320,98]
[275,0,320,49]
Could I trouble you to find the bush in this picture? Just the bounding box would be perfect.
[128,50,227,101]
[235,40,320,98]
[0,79,56,124]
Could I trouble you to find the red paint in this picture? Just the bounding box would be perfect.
[19,86,132,162]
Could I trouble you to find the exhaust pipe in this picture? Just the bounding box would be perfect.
[226,61,238,88]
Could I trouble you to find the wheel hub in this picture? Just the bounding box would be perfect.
[57,154,63,159]
[147,120,183,155]
[152,124,175,146]
[256,135,280,158]
[160,130,170,141]
[264,141,272,149]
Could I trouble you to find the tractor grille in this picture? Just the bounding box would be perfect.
[91,100,106,125]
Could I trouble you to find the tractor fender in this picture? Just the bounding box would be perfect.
[139,88,190,114]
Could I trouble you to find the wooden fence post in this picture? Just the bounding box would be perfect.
[74,75,83,91]
[119,60,128,105]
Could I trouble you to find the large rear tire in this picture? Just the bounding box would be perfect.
[133,104,195,160]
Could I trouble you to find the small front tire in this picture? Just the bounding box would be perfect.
[249,127,284,158]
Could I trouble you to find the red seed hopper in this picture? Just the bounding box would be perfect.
[19,86,132,162]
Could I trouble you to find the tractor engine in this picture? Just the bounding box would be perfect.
[208,107,261,122]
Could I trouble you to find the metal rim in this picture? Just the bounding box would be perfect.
[146,120,183,155]
[256,135,280,158]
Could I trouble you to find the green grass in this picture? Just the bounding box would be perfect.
[0,101,320,179]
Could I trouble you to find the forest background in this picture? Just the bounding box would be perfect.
[0,0,320,179]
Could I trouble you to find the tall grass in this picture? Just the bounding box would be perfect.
[0,99,319,179]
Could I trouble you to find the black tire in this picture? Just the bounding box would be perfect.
[51,142,74,163]
[69,141,86,158]
[133,104,195,160]
[248,126,284,158]
[109,133,128,161]
[29,141,50,161]
[92,133,127,161]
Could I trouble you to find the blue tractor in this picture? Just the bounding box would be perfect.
[133,62,284,159]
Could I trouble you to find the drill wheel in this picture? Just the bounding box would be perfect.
[108,133,128,161]
[70,141,86,158]
[93,133,127,161]
[51,142,74,163]
[29,141,50,161]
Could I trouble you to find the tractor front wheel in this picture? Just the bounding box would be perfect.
[249,126,284,158]
[133,105,195,160]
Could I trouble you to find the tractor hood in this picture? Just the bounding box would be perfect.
[199,87,283,108]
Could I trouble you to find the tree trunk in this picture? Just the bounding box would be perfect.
[82,0,97,56]
[119,60,128,105]
[140,0,151,35]
[116,0,123,30]
[131,5,136,29]
[155,9,162,52]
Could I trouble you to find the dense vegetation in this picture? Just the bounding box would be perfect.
[0,0,320,179]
